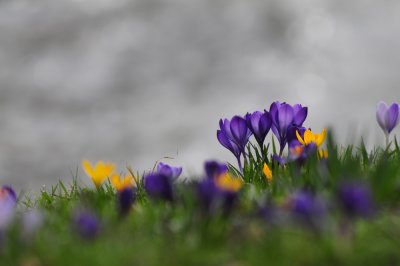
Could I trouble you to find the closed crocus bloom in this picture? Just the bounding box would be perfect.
[82,160,116,188]
[270,102,308,154]
[337,182,374,218]
[204,160,228,179]
[229,116,252,152]
[376,101,400,143]
[157,162,182,180]
[245,111,272,149]
[144,173,174,201]
[217,116,251,170]
[217,120,242,163]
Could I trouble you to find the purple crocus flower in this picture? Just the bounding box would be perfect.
[73,210,100,239]
[287,125,306,147]
[337,182,374,218]
[376,101,400,144]
[204,160,228,179]
[144,173,174,201]
[118,187,136,216]
[196,178,240,216]
[245,111,272,150]
[288,190,327,230]
[217,116,252,170]
[0,186,17,203]
[196,179,219,213]
[290,191,324,217]
[0,186,17,230]
[270,102,308,154]
[157,162,182,180]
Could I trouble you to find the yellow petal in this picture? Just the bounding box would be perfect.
[315,128,327,147]
[111,174,121,190]
[215,173,243,192]
[303,130,315,144]
[82,160,94,178]
[318,149,329,159]
[296,130,305,145]
[111,174,135,191]
[263,163,273,182]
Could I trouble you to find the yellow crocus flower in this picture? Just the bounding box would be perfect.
[263,163,273,182]
[215,172,244,193]
[111,174,136,192]
[82,160,116,187]
[296,128,327,148]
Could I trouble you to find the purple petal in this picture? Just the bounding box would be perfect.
[269,101,280,126]
[272,154,287,165]
[144,173,174,201]
[247,111,262,135]
[271,124,281,143]
[376,101,388,132]
[293,106,308,126]
[230,116,251,147]
[204,160,228,179]
[385,103,399,133]
[217,130,241,158]
[221,119,235,141]
[157,162,182,179]
[277,104,294,133]
[259,112,272,135]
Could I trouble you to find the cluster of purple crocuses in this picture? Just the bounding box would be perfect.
[217,101,308,170]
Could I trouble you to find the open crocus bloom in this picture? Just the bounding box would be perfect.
[157,162,182,180]
[245,111,272,149]
[296,129,327,148]
[269,102,308,154]
[376,101,400,136]
[82,160,116,188]
[111,174,136,192]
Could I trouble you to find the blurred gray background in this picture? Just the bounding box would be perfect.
[0,0,399,191]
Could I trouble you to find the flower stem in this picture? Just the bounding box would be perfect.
[386,134,389,148]
[237,156,243,172]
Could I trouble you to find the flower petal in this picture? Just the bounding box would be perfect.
[303,130,315,144]
[384,103,400,133]
[293,105,308,126]
[376,101,388,133]
[277,104,294,133]
[296,130,305,145]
